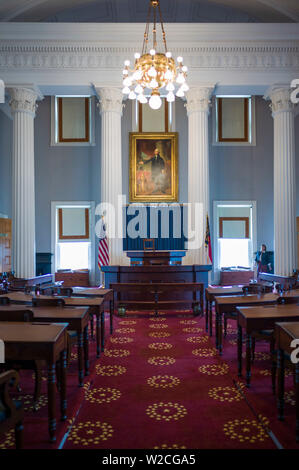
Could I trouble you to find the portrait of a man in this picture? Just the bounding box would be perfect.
[130,133,178,202]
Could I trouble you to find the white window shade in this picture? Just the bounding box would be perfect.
[219,217,249,239]
[58,207,90,240]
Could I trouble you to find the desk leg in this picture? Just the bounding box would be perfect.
[77,332,84,387]
[277,348,285,421]
[47,362,56,442]
[209,301,213,337]
[238,325,243,377]
[215,310,219,350]
[295,363,299,442]
[83,325,89,376]
[246,334,252,388]
[110,299,113,335]
[219,313,223,356]
[101,311,105,352]
[90,313,94,340]
[60,350,67,421]
[96,313,101,358]
[205,298,208,332]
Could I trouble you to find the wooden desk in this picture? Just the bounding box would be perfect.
[0,305,90,387]
[33,296,106,358]
[0,322,67,442]
[237,305,299,388]
[110,282,204,317]
[215,293,278,355]
[0,292,106,359]
[126,250,186,266]
[275,322,299,442]
[0,291,33,304]
[205,286,244,336]
[71,287,114,335]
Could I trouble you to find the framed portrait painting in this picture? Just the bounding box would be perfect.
[129,132,178,202]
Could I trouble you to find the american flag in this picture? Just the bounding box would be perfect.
[205,213,213,264]
[97,217,109,269]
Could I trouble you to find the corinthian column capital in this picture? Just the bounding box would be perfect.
[8,87,39,117]
[96,87,124,115]
[264,85,294,115]
[185,85,215,115]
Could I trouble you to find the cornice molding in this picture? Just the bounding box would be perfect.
[1,42,299,72]
[1,24,299,92]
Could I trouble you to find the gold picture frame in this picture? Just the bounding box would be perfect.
[129,132,178,202]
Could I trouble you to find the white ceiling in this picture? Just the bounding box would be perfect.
[0,0,298,23]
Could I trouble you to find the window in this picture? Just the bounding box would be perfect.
[219,239,252,269]
[213,201,257,282]
[51,96,95,146]
[213,96,256,146]
[57,241,90,271]
[52,203,94,273]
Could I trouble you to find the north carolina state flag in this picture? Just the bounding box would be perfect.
[205,214,213,264]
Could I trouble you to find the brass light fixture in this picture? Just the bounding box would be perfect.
[122,0,189,110]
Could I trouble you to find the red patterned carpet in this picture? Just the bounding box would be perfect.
[1,311,298,449]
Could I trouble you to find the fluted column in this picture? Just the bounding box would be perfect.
[266,86,296,276]
[97,88,127,265]
[185,86,214,265]
[8,87,38,278]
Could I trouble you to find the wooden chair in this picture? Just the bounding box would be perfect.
[40,287,73,297]
[242,284,267,295]
[0,309,43,410]
[277,296,299,305]
[223,284,267,337]
[32,297,65,307]
[0,370,24,449]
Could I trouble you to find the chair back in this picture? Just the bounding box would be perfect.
[32,297,65,307]
[242,284,266,295]
[277,296,299,305]
[40,286,73,297]
[0,309,34,322]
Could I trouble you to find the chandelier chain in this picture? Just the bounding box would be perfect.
[158,2,167,53]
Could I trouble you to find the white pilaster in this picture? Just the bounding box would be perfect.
[185,85,214,265]
[97,88,127,266]
[265,86,296,276]
[8,87,38,278]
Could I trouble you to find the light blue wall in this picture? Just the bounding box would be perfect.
[0,111,12,217]
[1,94,299,267]
[209,96,275,251]
[35,97,93,252]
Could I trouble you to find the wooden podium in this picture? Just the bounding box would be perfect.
[126,251,186,266]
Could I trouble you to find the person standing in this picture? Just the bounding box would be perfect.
[255,244,271,276]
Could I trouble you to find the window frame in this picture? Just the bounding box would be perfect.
[58,97,90,143]
[50,96,95,147]
[212,95,256,147]
[51,201,95,284]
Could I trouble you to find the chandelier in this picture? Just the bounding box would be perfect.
[122,0,189,110]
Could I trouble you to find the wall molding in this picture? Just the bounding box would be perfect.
[1,23,299,93]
